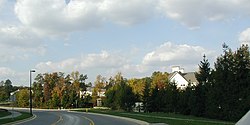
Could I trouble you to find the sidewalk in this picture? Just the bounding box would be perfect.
[0,110,21,119]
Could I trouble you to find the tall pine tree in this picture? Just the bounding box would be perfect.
[194,55,211,116]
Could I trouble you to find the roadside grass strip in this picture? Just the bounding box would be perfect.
[82,109,235,125]
[121,113,234,125]
[0,111,11,118]
[0,112,35,125]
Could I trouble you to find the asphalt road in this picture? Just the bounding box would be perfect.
[16,110,142,125]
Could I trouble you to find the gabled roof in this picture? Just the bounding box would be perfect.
[182,72,198,83]
[168,71,179,80]
[169,72,198,84]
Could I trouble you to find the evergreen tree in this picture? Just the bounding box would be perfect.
[234,45,250,120]
[4,79,13,99]
[104,73,136,111]
[212,44,250,121]
[194,55,211,116]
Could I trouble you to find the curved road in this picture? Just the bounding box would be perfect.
[16,110,143,125]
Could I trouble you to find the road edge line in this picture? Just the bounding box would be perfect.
[51,115,63,125]
[69,110,149,125]
[3,114,37,125]
[82,116,95,125]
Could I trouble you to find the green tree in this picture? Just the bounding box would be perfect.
[0,86,8,102]
[142,77,151,112]
[234,44,250,119]
[33,74,44,108]
[151,71,169,90]
[128,78,145,102]
[105,85,117,109]
[4,79,13,100]
[94,75,106,96]
[178,82,195,115]
[169,82,179,113]
[92,75,106,106]
[211,44,250,121]
[79,74,88,91]
[148,85,167,112]
[193,55,211,116]
[61,92,69,108]
[51,92,60,108]
[16,89,29,107]
[105,73,136,111]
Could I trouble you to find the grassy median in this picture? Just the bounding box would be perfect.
[0,110,11,118]
[75,108,235,125]
[0,111,32,124]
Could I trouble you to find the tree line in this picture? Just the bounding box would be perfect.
[31,71,90,109]
[104,44,250,121]
[1,44,249,122]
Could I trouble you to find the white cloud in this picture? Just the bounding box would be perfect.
[239,28,250,45]
[0,67,31,86]
[0,45,46,62]
[158,0,250,29]
[14,0,158,35]
[35,51,129,73]
[34,50,151,82]
[0,53,15,62]
[35,58,78,73]
[13,0,250,35]
[34,43,216,82]
[118,64,150,78]
[0,25,46,61]
[0,67,15,77]
[15,0,103,35]
[80,51,128,69]
[0,0,5,10]
[143,42,215,67]
[0,25,41,47]
[99,0,157,25]
[12,0,250,34]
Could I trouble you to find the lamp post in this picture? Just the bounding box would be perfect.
[30,70,35,115]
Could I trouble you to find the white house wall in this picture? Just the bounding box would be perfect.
[170,73,188,89]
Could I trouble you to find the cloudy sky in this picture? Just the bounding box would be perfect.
[0,0,249,86]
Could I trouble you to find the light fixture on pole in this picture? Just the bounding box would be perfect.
[30,69,35,115]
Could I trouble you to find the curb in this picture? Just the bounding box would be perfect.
[69,110,150,125]
[3,114,37,125]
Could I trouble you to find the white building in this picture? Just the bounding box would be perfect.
[169,66,198,90]
[80,87,106,107]
[80,87,93,98]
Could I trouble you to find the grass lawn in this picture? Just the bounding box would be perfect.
[75,108,235,125]
[0,110,11,118]
[0,111,32,124]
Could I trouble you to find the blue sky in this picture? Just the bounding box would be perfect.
[0,0,249,86]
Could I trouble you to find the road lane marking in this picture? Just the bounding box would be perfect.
[51,115,63,125]
[82,116,95,125]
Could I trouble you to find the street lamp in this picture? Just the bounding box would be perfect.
[30,69,35,115]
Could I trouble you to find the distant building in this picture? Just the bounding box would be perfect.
[169,66,198,90]
[96,98,102,107]
[80,87,93,98]
[80,87,106,98]
[80,87,106,107]
[10,89,20,102]
[133,102,144,112]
